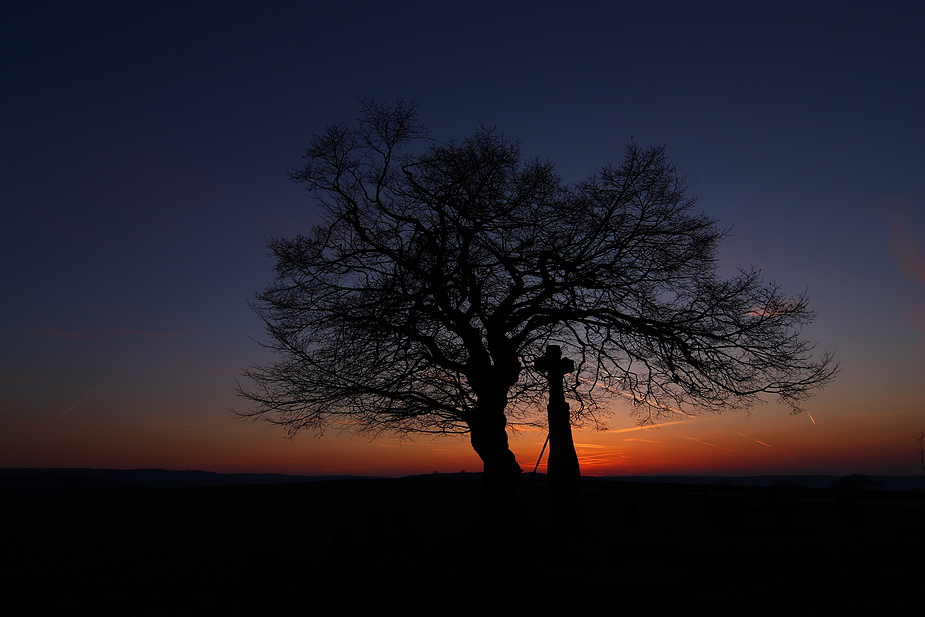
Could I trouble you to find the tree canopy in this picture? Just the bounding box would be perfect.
[238,98,835,499]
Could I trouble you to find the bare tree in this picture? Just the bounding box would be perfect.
[237,98,836,510]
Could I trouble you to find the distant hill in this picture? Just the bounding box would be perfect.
[0,468,382,495]
[592,474,925,491]
[2,468,922,495]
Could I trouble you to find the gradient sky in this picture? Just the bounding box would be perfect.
[2,1,923,477]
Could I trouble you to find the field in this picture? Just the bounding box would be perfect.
[4,474,923,614]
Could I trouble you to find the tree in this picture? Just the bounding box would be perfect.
[237,98,836,511]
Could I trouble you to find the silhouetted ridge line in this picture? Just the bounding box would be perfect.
[0,468,385,495]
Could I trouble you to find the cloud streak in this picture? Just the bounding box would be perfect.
[26,326,189,340]
[890,205,925,285]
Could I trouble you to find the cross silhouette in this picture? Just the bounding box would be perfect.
[535,345,574,410]
[535,345,582,537]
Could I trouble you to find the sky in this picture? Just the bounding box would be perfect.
[2,1,923,477]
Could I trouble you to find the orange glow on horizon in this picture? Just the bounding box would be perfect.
[3,383,922,478]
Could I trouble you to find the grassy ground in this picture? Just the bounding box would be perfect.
[3,475,923,614]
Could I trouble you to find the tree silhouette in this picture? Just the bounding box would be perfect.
[238,98,836,511]
[916,430,925,474]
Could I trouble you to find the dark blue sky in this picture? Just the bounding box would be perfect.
[2,1,923,475]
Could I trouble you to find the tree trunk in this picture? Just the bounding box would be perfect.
[467,405,522,523]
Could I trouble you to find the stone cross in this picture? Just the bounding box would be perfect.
[535,345,582,536]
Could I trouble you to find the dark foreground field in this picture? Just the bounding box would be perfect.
[4,474,923,615]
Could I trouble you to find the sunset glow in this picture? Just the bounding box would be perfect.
[2,2,922,479]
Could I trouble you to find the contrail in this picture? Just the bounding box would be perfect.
[54,369,120,423]
[56,386,97,422]
[684,435,735,453]
[736,431,772,448]
[807,412,817,425]
[605,419,693,434]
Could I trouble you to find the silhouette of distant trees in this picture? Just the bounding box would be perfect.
[832,473,879,491]
[917,430,925,474]
[238,98,836,511]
